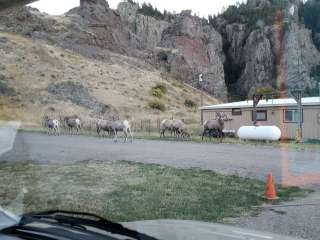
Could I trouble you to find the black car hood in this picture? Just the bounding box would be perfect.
[123,220,303,240]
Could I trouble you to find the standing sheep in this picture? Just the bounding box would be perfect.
[64,116,81,134]
[202,112,225,142]
[110,120,133,143]
[42,116,60,135]
[160,119,173,138]
[96,119,113,137]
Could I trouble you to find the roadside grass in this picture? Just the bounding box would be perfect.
[0,160,311,223]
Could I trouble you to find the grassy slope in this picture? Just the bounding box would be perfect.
[0,31,218,127]
[0,160,311,222]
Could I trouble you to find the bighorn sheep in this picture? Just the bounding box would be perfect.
[64,116,81,134]
[42,116,60,135]
[202,112,225,142]
[160,119,190,140]
[96,119,113,137]
[172,119,190,140]
[110,120,133,143]
[160,119,173,138]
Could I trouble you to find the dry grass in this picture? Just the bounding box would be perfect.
[0,32,218,126]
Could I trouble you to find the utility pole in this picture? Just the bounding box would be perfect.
[290,89,303,142]
[199,73,204,125]
[252,94,263,126]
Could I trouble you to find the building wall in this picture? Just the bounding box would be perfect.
[202,106,320,139]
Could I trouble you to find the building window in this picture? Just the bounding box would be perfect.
[232,108,242,116]
[252,110,267,121]
[284,109,303,123]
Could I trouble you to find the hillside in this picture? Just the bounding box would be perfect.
[0,31,217,127]
[0,0,319,127]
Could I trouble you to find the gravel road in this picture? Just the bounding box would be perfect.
[1,131,320,183]
[229,188,320,240]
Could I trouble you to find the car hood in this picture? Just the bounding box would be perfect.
[0,207,20,231]
[123,220,303,240]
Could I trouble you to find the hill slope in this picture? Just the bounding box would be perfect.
[0,31,217,127]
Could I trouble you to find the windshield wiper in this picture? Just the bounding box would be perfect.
[5,210,159,240]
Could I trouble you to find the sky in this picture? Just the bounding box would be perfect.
[29,0,246,18]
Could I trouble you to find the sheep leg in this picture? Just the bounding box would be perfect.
[113,129,118,142]
[128,127,133,143]
[124,129,128,143]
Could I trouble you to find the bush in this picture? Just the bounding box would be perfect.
[151,88,164,98]
[153,83,167,93]
[0,74,16,96]
[148,101,165,111]
[150,83,167,98]
[184,99,197,108]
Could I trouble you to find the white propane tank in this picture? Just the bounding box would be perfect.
[238,126,281,141]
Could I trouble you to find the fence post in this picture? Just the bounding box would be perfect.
[157,118,160,132]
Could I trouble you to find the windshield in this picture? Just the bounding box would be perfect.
[0,0,320,239]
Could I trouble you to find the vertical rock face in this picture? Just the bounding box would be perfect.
[216,0,320,98]
[220,21,276,96]
[235,27,275,96]
[69,0,130,54]
[283,6,320,91]
[117,2,170,50]
[117,2,228,100]
[157,12,227,100]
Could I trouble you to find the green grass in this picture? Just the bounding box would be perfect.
[0,160,311,223]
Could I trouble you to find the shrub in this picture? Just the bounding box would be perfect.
[0,74,16,96]
[151,88,163,98]
[153,83,167,93]
[184,99,197,108]
[148,101,165,111]
[150,83,167,98]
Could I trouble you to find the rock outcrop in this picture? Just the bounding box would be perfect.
[157,11,227,100]
[117,2,170,50]
[215,0,320,97]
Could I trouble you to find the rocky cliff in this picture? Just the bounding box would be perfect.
[0,0,228,100]
[214,0,320,98]
[0,0,319,102]
[117,2,228,100]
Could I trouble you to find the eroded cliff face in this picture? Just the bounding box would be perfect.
[216,0,320,98]
[117,3,228,100]
[159,11,227,100]
[283,9,320,91]
[117,2,170,50]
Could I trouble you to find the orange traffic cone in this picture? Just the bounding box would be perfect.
[264,172,279,200]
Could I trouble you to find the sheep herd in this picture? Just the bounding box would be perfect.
[42,112,225,143]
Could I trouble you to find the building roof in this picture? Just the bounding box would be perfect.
[201,97,320,110]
